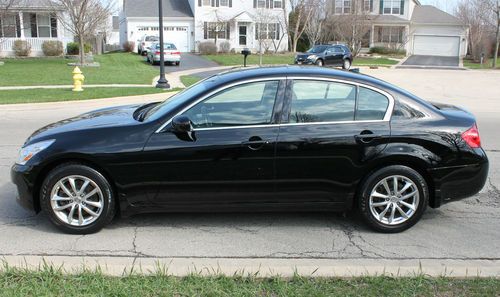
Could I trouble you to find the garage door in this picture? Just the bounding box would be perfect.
[164,26,189,52]
[413,35,460,57]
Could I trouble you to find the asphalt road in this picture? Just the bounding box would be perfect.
[150,53,218,73]
[0,69,499,264]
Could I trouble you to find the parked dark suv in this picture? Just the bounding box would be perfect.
[295,44,353,69]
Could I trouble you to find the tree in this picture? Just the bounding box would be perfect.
[0,0,16,47]
[456,0,491,61]
[324,13,371,57]
[304,0,327,47]
[46,0,114,65]
[486,0,499,68]
[288,0,319,52]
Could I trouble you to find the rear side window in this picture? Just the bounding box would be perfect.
[356,87,389,121]
[287,80,390,123]
[289,80,356,123]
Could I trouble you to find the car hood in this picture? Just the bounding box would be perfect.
[296,53,314,59]
[27,104,141,144]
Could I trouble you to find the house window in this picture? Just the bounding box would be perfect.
[220,0,229,6]
[255,23,279,40]
[207,22,227,39]
[335,0,351,14]
[363,0,371,12]
[0,15,18,37]
[379,27,404,43]
[257,0,266,8]
[202,0,211,5]
[273,0,282,8]
[383,0,401,14]
[27,13,58,38]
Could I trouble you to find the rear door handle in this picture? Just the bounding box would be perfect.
[242,136,269,150]
[355,131,382,143]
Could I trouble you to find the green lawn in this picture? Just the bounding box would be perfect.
[202,54,398,67]
[180,75,202,87]
[1,268,500,296]
[0,52,159,86]
[464,59,500,69]
[0,87,174,104]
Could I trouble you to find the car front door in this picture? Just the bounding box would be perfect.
[274,78,392,209]
[142,79,285,208]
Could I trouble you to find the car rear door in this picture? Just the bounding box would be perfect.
[142,79,286,208]
[274,78,392,209]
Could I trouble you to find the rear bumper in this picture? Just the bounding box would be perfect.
[11,164,37,212]
[429,151,489,208]
[153,55,181,62]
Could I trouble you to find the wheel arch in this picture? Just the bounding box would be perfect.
[33,157,119,215]
[353,155,436,210]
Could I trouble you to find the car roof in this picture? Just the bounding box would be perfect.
[204,66,435,109]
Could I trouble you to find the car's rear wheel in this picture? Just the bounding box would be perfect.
[176,61,180,66]
[358,165,428,233]
[315,59,324,66]
[40,164,115,234]
[342,59,351,70]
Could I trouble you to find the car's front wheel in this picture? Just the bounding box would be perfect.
[40,164,115,234]
[315,59,324,66]
[358,165,428,233]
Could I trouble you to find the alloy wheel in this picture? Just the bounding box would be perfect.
[50,175,104,226]
[344,60,351,69]
[368,175,419,225]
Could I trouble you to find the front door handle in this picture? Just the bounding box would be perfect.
[242,136,269,150]
[355,130,382,143]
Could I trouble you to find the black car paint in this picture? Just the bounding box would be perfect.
[295,45,353,66]
[11,66,488,217]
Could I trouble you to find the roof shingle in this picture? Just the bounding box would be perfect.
[411,5,464,25]
[124,0,194,18]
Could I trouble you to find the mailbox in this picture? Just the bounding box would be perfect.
[241,48,251,67]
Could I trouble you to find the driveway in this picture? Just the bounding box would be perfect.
[401,55,460,67]
[1,69,499,275]
[151,52,218,73]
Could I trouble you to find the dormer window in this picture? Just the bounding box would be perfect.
[335,0,351,14]
[257,0,266,8]
[363,0,371,12]
[273,0,282,8]
[383,0,401,15]
[220,0,229,6]
[202,0,210,6]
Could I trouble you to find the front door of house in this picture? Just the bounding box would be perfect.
[239,25,247,46]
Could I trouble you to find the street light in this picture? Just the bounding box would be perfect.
[156,0,170,89]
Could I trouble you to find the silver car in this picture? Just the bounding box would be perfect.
[137,35,159,55]
[146,43,181,66]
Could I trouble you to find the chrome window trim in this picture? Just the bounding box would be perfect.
[155,76,395,133]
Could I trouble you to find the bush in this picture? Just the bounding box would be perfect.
[218,41,231,53]
[122,41,135,52]
[66,42,92,55]
[42,40,63,56]
[369,46,406,56]
[199,41,217,55]
[12,40,31,57]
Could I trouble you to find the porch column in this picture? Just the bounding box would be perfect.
[370,24,375,47]
[18,11,25,39]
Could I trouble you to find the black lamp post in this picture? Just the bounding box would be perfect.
[156,0,170,89]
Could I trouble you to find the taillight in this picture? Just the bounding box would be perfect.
[462,123,481,148]
[171,51,181,55]
[155,51,161,55]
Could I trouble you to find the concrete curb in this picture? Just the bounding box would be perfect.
[2,256,500,278]
[0,84,153,91]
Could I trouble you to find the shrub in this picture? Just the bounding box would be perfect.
[218,41,231,53]
[369,46,406,56]
[12,40,31,57]
[66,42,92,55]
[199,41,217,55]
[42,40,63,56]
[122,41,135,52]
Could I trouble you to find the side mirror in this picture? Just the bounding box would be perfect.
[171,115,196,141]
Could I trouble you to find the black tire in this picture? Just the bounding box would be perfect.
[40,163,115,234]
[358,165,428,233]
[342,59,351,70]
[315,59,324,66]
[175,61,180,66]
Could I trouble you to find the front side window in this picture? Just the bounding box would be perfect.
[356,87,389,120]
[335,0,351,14]
[383,0,401,14]
[289,80,357,123]
[182,81,279,128]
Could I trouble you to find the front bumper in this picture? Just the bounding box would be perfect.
[294,59,315,65]
[11,164,37,212]
[430,151,489,208]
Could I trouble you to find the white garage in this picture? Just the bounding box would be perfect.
[413,35,460,57]
[163,26,190,52]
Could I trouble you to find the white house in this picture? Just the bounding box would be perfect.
[120,0,289,53]
[0,0,73,57]
[330,0,468,57]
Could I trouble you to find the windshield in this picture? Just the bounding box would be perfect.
[307,45,329,54]
[143,77,212,121]
[145,36,159,42]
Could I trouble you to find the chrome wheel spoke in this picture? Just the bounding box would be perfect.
[400,190,417,201]
[371,201,389,207]
[59,182,73,197]
[371,191,388,199]
[84,200,102,208]
[382,180,391,195]
[396,204,409,219]
[378,204,391,221]
[83,188,98,200]
[82,205,99,217]
[398,182,412,194]
[400,200,416,211]
[68,177,78,195]
[51,195,72,202]
[393,176,398,193]
[78,180,90,195]
[78,205,84,225]
[54,202,74,211]
[67,204,76,224]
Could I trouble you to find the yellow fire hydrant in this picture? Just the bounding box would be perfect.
[72,66,85,92]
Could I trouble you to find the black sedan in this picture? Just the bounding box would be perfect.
[295,44,353,69]
[11,66,488,234]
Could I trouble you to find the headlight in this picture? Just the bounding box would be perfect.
[16,139,55,165]
[307,55,317,60]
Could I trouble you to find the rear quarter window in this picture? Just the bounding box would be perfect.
[356,87,389,121]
